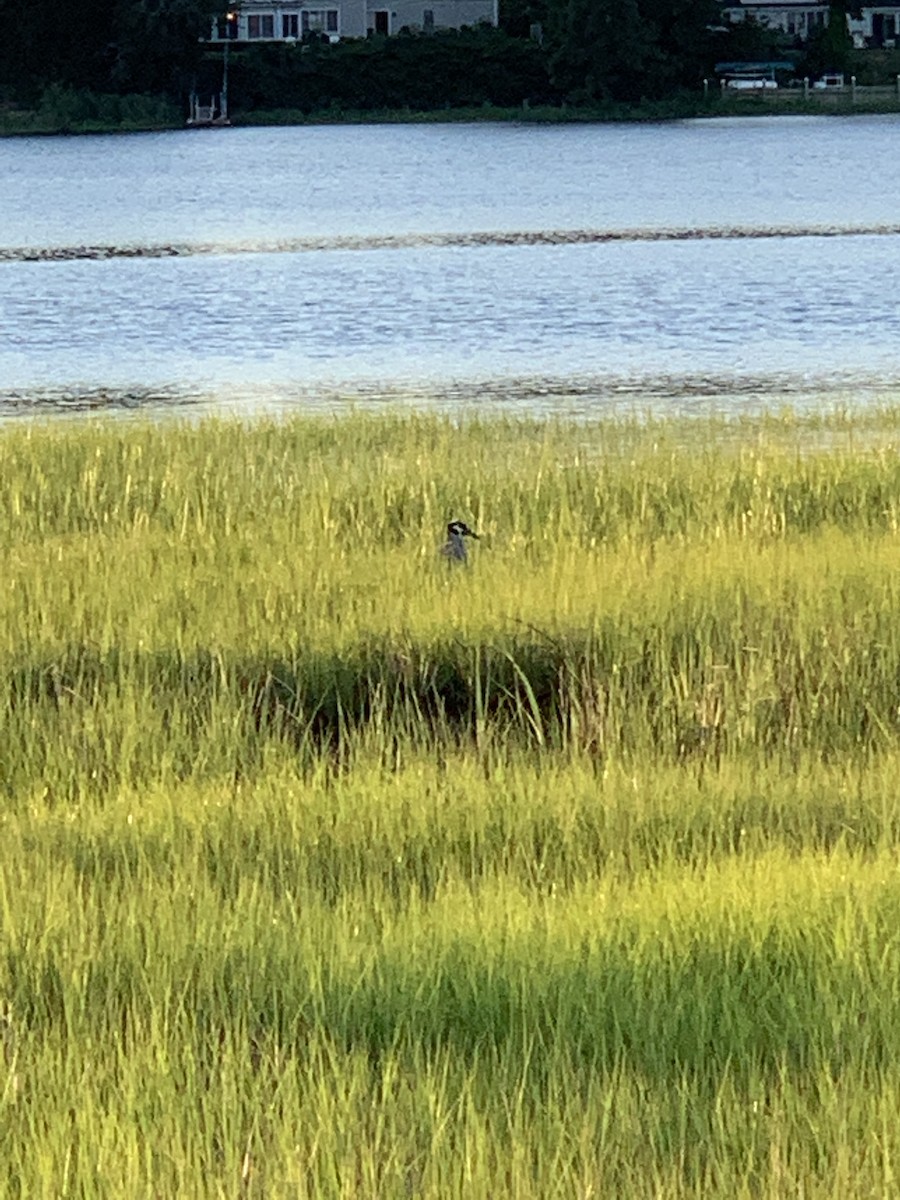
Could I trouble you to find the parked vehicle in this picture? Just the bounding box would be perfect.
[726,74,778,90]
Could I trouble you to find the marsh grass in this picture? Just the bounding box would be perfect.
[4,408,900,1196]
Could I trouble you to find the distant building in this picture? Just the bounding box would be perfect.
[722,2,900,48]
[721,3,828,42]
[850,5,900,45]
[210,0,498,43]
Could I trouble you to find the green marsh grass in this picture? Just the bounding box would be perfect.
[4,408,900,1195]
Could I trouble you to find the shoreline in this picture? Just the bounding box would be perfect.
[4,92,900,137]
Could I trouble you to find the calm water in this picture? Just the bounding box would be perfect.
[3,116,900,420]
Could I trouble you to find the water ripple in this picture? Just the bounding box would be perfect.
[3,223,900,263]
[4,369,900,424]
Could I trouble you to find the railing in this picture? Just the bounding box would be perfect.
[709,75,900,106]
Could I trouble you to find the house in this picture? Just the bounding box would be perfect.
[722,2,900,48]
[854,5,900,46]
[210,0,498,43]
[720,3,828,42]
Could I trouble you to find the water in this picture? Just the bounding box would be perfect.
[3,116,900,420]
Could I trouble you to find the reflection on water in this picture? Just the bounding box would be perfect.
[4,231,900,409]
[4,117,900,421]
[6,117,900,248]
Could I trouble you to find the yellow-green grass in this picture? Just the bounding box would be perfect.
[4,408,900,1196]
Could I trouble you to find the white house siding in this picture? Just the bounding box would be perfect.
[850,7,900,48]
[723,2,900,46]
[212,1,368,41]
[210,0,496,41]
[721,3,828,39]
[366,0,497,35]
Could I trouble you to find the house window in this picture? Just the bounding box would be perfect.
[424,9,434,28]
[302,9,339,34]
[283,12,300,37]
[248,13,275,38]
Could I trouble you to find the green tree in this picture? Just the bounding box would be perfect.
[550,0,721,102]
[499,0,552,39]
[111,0,224,95]
[640,0,722,89]
[551,0,658,102]
[800,1,854,78]
[712,12,787,66]
[0,0,119,98]
[0,0,221,101]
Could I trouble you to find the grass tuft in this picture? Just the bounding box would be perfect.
[4,408,900,1195]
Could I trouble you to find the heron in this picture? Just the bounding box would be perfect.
[441,519,479,564]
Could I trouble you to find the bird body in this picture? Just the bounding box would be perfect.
[441,519,479,564]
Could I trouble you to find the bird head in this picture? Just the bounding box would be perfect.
[447,520,479,540]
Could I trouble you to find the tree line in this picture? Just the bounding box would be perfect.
[0,0,868,116]
[0,0,223,104]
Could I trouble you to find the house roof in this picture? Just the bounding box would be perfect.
[715,63,797,75]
